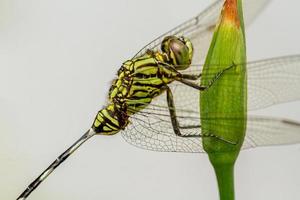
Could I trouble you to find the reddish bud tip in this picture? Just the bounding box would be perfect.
[222,0,240,27]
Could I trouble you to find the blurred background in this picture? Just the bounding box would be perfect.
[0,0,300,199]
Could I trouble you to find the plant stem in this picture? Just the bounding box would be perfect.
[213,163,235,200]
[201,0,245,198]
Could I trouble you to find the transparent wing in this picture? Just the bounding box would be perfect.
[133,0,271,65]
[248,55,300,110]
[122,55,300,152]
[243,117,300,149]
[174,55,300,111]
[123,92,205,153]
[122,108,300,153]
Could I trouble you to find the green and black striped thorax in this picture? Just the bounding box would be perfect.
[92,36,194,135]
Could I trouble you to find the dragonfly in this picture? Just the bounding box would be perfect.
[17,0,300,199]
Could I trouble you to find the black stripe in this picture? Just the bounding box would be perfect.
[134,72,159,78]
[133,81,163,89]
[128,103,149,112]
[101,110,120,129]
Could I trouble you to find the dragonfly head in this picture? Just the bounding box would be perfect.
[161,36,193,70]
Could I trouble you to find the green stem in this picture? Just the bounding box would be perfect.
[207,152,238,200]
[213,162,235,200]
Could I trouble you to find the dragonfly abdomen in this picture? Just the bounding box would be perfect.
[93,104,129,135]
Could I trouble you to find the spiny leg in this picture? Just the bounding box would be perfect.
[179,125,201,129]
[205,62,237,87]
[16,129,95,200]
[179,79,207,90]
[181,73,201,80]
[165,86,236,145]
[178,63,237,91]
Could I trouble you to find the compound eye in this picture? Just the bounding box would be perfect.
[161,36,193,70]
[169,39,191,69]
[161,36,175,55]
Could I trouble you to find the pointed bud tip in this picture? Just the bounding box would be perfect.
[222,0,240,27]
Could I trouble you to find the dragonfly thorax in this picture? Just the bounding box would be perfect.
[93,36,195,135]
[161,36,193,70]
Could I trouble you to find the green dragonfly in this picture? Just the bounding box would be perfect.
[17,0,300,199]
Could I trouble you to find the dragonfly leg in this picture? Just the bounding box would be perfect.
[178,79,207,90]
[156,60,202,80]
[165,86,236,145]
[179,125,201,129]
[205,62,237,87]
[177,63,237,91]
[181,73,201,80]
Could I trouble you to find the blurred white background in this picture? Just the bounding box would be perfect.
[1,0,300,199]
